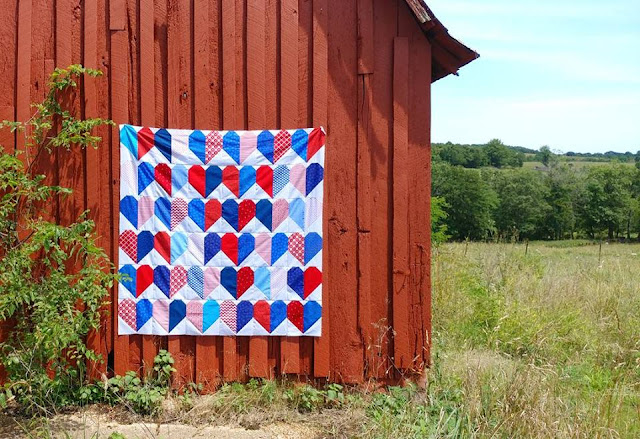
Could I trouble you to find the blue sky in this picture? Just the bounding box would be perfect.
[427,0,640,154]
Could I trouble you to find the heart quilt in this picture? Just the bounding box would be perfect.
[118,125,325,336]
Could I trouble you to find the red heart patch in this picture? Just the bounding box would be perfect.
[119,230,137,261]
[119,299,136,330]
[274,130,291,163]
[170,266,188,297]
[205,199,222,230]
[307,127,325,160]
[221,234,238,265]
[256,166,273,197]
[155,163,172,195]
[237,267,254,298]
[238,200,256,231]
[189,165,206,197]
[287,301,304,332]
[137,127,154,159]
[304,267,322,298]
[254,300,270,332]
[137,265,154,297]
[222,166,239,197]
[154,231,171,264]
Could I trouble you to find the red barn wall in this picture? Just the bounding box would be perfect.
[0,0,432,386]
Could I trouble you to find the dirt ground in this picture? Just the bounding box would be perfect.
[0,408,323,439]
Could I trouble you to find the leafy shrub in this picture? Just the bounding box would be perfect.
[0,65,115,414]
[79,349,177,416]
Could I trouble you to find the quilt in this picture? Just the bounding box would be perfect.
[117,125,325,336]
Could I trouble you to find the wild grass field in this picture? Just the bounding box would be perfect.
[7,241,639,438]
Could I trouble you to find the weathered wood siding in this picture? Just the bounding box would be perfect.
[0,0,432,385]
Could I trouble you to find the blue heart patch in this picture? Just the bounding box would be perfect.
[222,199,239,231]
[136,299,153,330]
[137,231,154,263]
[237,301,253,332]
[138,162,155,194]
[257,130,274,163]
[303,301,322,332]
[189,199,205,231]
[188,266,204,298]
[171,232,188,263]
[172,164,188,192]
[203,301,220,332]
[204,233,221,264]
[169,300,186,332]
[206,166,222,196]
[238,234,255,265]
[155,198,171,229]
[155,129,172,162]
[271,233,288,264]
[287,267,304,299]
[270,300,287,332]
[223,131,240,164]
[120,125,138,159]
[306,163,324,195]
[221,267,237,298]
[239,166,256,197]
[119,264,137,296]
[154,266,170,298]
[256,199,272,230]
[291,129,308,160]
[120,196,138,228]
[189,130,206,163]
[304,232,322,264]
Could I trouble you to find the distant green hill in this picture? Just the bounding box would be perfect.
[433,140,639,169]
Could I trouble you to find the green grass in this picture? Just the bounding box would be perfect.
[425,241,640,438]
[19,242,640,438]
[182,242,639,438]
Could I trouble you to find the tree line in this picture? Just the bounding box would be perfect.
[431,160,640,242]
[433,140,640,169]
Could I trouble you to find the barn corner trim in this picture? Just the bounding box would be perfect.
[405,0,480,82]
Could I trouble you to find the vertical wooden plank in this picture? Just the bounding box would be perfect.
[167,0,195,387]
[96,0,115,370]
[193,0,223,390]
[356,0,375,381]
[84,0,110,380]
[0,0,17,152]
[125,0,142,376]
[221,0,238,382]
[0,0,18,383]
[111,2,130,377]
[403,11,432,370]
[110,0,126,30]
[297,0,314,376]
[326,0,362,383]
[311,0,329,379]
[15,0,31,152]
[264,0,279,376]
[392,37,410,370]
[139,0,158,377]
[367,0,396,379]
[246,0,271,379]
[279,0,300,374]
[356,71,373,376]
[234,0,250,381]
[357,0,374,74]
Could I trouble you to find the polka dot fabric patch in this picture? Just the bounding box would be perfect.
[118,125,325,336]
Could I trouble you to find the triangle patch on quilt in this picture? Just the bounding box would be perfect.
[118,125,325,337]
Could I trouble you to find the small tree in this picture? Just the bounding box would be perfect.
[0,65,115,413]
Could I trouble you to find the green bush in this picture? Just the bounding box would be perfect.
[0,65,115,414]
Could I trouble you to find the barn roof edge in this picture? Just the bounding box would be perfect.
[405,0,480,82]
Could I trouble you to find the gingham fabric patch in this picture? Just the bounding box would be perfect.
[118,125,325,336]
